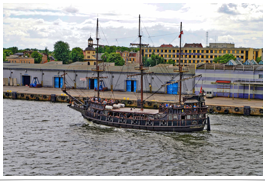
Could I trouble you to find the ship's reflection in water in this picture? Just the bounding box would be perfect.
[3,99,263,176]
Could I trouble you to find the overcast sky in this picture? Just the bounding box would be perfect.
[3,2,263,51]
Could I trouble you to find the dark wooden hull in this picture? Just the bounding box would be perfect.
[70,106,206,132]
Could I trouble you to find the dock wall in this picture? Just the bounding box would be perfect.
[3,91,262,116]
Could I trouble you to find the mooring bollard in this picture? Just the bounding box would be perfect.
[51,94,56,102]
[207,117,211,131]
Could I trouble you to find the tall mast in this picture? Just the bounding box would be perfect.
[139,14,143,111]
[96,18,100,99]
[178,22,182,105]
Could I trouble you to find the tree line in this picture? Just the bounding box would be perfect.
[4,43,262,65]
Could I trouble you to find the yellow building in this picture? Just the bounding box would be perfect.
[142,44,262,66]
[6,56,35,64]
[84,36,102,65]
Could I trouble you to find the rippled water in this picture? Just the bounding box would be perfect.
[3,99,263,176]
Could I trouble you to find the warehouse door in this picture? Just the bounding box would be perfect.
[54,77,64,88]
[89,79,97,90]
[22,76,30,86]
[167,82,178,94]
[126,80,136,92]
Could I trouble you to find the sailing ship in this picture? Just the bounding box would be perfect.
[63,15,210,132]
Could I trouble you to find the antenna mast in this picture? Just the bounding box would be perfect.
[178,22,182,105]
[96,18,100,99]
[139,14,143,111]
[206,31,208,47]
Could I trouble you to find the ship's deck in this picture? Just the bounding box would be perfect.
[111,107,159,115]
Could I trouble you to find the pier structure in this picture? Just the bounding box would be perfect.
[3,86,263,116]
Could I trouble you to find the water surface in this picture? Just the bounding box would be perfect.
[3,99,263,176]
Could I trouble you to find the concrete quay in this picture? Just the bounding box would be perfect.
[3,86,263,116]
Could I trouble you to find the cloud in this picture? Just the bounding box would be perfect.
[53,18,63,25]
[36,19,44,24]
[218,4,238,15]
[63,6,79,14]
[2,3,263,50]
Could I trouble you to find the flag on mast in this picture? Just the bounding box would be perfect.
[178,31,183,38]
[199,86,203,94]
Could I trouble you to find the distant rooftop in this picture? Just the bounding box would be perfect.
[197,63,263,71]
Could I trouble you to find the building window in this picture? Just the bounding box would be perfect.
[173,50,175,53]
[206,55,208,58]
[189,60,191,63]
[169,55,171,58]
[215,50,217,53]
[259,74,263,78]
[241,50,244,53]
[237,50,239,53]
[201,50,204,53]
[228,50,230,53]
[193,60,195,63]
[161,50,163,53]
[169,50,171,53]
[189,50,191,53]
[177,50,179,53]
[149,49,151,52]
[157,49,159,53]
[87,56,90,58]
[210,50,213,53]
[149,55,151,57]
[210,55,213,58]
[145,49,147,52]
[161,55,163,57]
[206,50,209,53]
[165,50,167,53]
[232,50,235,53]
[173,55,175,58]
[219,50,222,53]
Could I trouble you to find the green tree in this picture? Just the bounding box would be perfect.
[31,51,42,63]
[144,53,166,66]
[53,41,70,64]
[105,52,125,66]
[4,49,13,56]
[256,56,262,63]
[3,52,6,61]
[167,59,175,65]
[10,47,18,54]
[70,47,84,62]
[213,54,236,64]
[101,52,109,62]
[95,46,104,53]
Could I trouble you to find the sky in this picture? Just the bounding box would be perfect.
[2,2,263,51]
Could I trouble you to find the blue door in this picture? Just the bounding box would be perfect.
[54,77,59,88]
[133,80,137,92]
[167,82,173,94]
[89,79,92,89]
[167,82,178,94]
[126,80,131,92]
[60,77,64,88]
[172,83,178,94]
[94,79,97,90]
